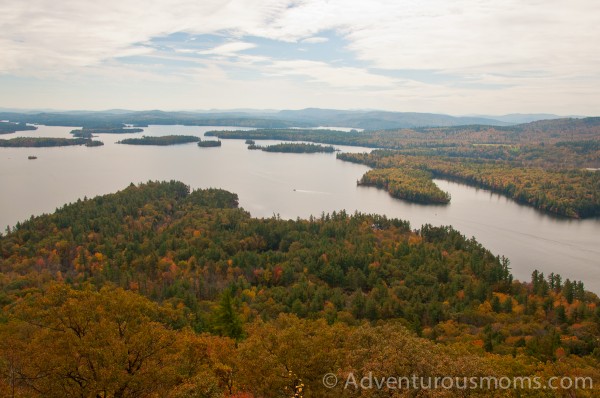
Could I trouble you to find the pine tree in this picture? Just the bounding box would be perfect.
[212,288,244,340]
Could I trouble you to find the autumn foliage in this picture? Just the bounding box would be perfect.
[0,182,599,397]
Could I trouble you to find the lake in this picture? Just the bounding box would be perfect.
[1,125,599,293]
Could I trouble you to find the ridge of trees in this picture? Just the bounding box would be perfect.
[249,142,336,153]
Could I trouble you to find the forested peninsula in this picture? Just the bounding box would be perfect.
[339,151,600,218]
[0,181,598,397]
[0,121,37,134]
[0,137,103,147]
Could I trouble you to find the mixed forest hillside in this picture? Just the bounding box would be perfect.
[207,117,600,149]
[1,181,599,397]
[339,151,600,218]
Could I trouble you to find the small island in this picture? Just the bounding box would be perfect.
[0,121,37,135]
[249,142,337,153]
[71,130,95,138]
[84,140,105,147]
[245,139,255,145]
[28,155,37,160]
[358,168,451,204]
[71,127,144,138]
[0,137,103,147]
[197,139,222,147]
[117,135,200,146]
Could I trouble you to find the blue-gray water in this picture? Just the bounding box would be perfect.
[1,125,599,292]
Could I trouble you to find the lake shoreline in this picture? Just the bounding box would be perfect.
[1,124,599,293]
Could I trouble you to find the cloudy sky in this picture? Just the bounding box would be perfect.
[1,0,598,115]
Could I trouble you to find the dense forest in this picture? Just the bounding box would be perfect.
[0,121,37,134]
[1,182,599,397]
[249,142,336,153]
[0,137,103,147]
[388,141,600,169]
[117,135,200,146]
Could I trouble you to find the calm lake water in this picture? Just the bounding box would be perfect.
[1,125,599,293]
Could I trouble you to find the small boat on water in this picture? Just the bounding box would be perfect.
[28,156,37,160]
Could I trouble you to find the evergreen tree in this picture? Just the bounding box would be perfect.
[502,297,513,313]
[212,288,244,341]
[491,296,502,313]
[563,279,574,304]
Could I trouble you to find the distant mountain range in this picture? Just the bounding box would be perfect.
[0,108,587,130]
[468,113,585,124]
[273,108,511,129]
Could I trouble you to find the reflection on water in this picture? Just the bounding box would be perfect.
[1,125,599,292]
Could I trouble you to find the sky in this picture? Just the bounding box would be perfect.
[1,0,599,115]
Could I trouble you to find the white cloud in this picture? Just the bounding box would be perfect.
[0,0,598,113]
[198,42,257,56]
[266,59,398,88]
[301,36,329,44]
[0,0,290,73]
[340,0,600,77]
[2,0,598,77]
